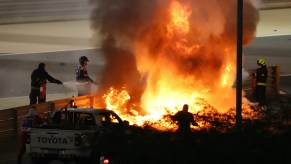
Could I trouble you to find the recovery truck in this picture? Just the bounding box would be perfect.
[26,107,129,164]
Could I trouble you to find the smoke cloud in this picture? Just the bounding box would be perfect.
[90,0,260,112]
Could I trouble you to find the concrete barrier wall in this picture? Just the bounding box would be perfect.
[0,0,93,24]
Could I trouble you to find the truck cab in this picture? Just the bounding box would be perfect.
[26,107,128,164]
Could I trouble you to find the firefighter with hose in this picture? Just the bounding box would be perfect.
[76,56,98,96]
[29,63,63,105]
[252,58,268,110]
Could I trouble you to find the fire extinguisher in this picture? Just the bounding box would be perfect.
[39,81,47,101]
[251,72,256,91]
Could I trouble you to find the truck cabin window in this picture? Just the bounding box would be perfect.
[52,111,95,126]
[99,113,121,126]
[75,113,95,126]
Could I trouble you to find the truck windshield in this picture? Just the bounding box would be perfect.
[52,111,96,127]
[75,113,96,126]
[98,112,122,127]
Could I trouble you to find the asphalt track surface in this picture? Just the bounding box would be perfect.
[0,31,291,164]
[244,35,291,94]
[0,48,104,98]
[0,35,290,100]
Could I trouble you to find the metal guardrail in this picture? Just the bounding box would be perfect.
[0,94,97,141]
[0,65,280,141]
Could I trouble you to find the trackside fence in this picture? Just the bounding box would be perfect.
[0,65,280,141]
[0,94,100,141]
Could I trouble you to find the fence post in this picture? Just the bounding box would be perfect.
[49,102,55,113]
[274,65,280,94]
[90,95,94,108]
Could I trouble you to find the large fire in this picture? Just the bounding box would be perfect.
[90,0,260,130]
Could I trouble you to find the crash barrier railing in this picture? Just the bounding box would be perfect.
[243,65,280,96]
[0,94,100,141]
[0,65,280,141]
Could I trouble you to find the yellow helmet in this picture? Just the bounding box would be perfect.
[257,58,266,66]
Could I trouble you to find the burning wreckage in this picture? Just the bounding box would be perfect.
[83,1,291,162]
[24,0,291,163]
[88,0,263,132]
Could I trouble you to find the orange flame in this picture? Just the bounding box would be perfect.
[102,87,130,112]
[167,1,191,35]
[99,0,253,130]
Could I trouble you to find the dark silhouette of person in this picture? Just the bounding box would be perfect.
[171,104,199,138]
[29,63,63,105]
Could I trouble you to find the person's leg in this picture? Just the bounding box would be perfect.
[77,84,91,96]
[29,90,38,105]
[254,86,259,103]
[38,94,46,103]
[84,84,91,95]
[257,86,267,108]
[257,86,263,106]
[77,85,84,96]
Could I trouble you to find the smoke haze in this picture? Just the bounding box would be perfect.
[90,0,260,113]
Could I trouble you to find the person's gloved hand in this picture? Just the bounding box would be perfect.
[56,80,63,85]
